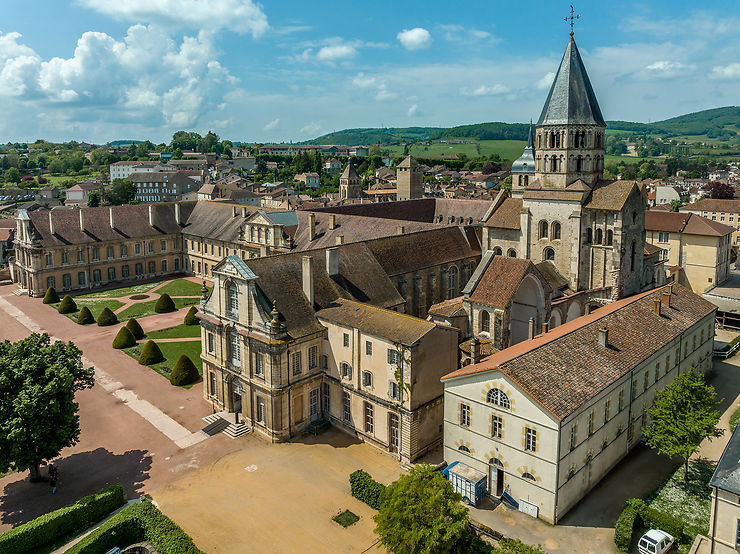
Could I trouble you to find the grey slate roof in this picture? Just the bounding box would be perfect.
[511,122,536,174]
[537,37,605,127]
[710,426,740,495]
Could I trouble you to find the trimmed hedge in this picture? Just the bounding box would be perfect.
[43,286,60,304]
[126,318,145,340]
[113,327,137,349]
[641,503,684,540]
[138,340,164,365]
[58,295,77,314]
[170,354,199,386]
[184,306,198,325]
[0,483,125,554]
[614,498,685,552]
[97,307,118,327]
[349,469,386,510]
[154,293,176,313]
[67,500,203,554]
[77,306,95,325]
[614,502,640,552]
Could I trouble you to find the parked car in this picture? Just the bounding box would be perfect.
[638,529,674,554]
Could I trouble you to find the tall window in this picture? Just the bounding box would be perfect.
[108,267,115,281]
[387,348,400,366]
[552,222,561,240]
[342,391,351,423]
[207,333,214,353]
[45,253,52,267]
[389,381,401,400]
[460,403,471,426]
[570,425,577,450]
[209,372,217,396]
[630,240,636,271]
[63,274,71,289]
[292,351,302,376]
[230,330,240,365]
[343,333,349,347]
[539,220,549,239]
[322,382,330,413]
[362,371,373,387]
[255,353,264,376]
[92,247,99,261]
[480,310,490,333]
[525,428,537,451]
[135,243,141,255]
[486,388,510,409]
[148,261,155,274]
[588,411,594,435]
[308,346,317,369]
[122,265,129,278]
[595,228,603,244]
[586,228,592,244]
[77,250,84,263]
[121,245,128,257]
[618,389,624,410]
[228,283,238,318]
[62,252,69,265]
[544,247,555,261]
[606,230,613,246]
[257,397,265,423]
[161,260,167,272]
[341,362,352,380]
[366,341,372,355]
[78,271,86,286]
[93,270,102,283]
[447,266,458,299]
[107,246,114,259]
[604,399,611,423]
[46,276,55,289]
[364,402,374,434]
[491,415,502,439]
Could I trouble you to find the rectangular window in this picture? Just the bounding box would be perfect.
[209,372,217,396]
[308,346,317,369]
[588,411,594,435]
[173,239,179,249]
[366,341,372,355]
[45,253,52,267]
[735,519,740,548]
[389,380,401,400]
[491,415,502,439]
[78,271,86,286]
[121,245,128,258]
[63,273,71,289]
[460,403,471,426]
[257,397,265,423]
[362,371,373,387]
[108,267,115,281]
[343,333,349,347]
[230,331,240,365]
[343,391,351,423]
[604,399,611,423]
[525,428,537,451]
[570,425,577,450]
[387,348,400,366]
[148,242,154,253]
[77,250,84,263]
[364,402,374,434]
[122,265,129,278]
[632,379,638,399]
[161,260,167,273]
[62,252,69,265]
[619,389,625,411]
[135,243,141,255]
[135,262,143,276]
[46,276,55,289]
[321,354,328,369]
[107,246,114,259]
[92,247,99,261]
[207,333,214,353]
[174,258,180,270]
[292,351,302,376]
[322,382,330,414]
[255,353,264,376]
[161,240,166,252]
[341,362,352,380]
[644,371,649,392]
[148,261,155,274]
[658,231,670,243]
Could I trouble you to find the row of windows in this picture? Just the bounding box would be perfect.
[46,240,177,267]
[491,247,517,258]
[45,259,179,290]
[459,403,537,451]
[538,220,561,240]
[585,228,613,246]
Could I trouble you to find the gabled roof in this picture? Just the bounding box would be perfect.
[484,197,522,230]
[584,180,639,211]
[681,198,740,214]
[467,256,550,309]
[225,255,257,280]
[645,211,733,237]
[537,37,605,127]
[428,297,466,317]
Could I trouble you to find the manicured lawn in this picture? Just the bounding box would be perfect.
[51,299,125,322]
[76,280,166,299]
[332,510,359,528]
[147,324,202,339]
[117,297,199,320]
[124,340,202,387]
[156,278,208,297]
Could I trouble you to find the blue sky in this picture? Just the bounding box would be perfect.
[1,0,739,144]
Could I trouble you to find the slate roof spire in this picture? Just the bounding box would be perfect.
[511,120,536,175]
[536,37,605,127]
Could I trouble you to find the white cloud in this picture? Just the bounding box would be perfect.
[397,28,432,51]
[439,24,494,44]
[459,84,509,96]
[263,118,280,131]
[316,44,357,62]
[644,60,696,78]
[77,0,269,37]
[352,72,396,100]
[407,104,420,117]
[300,121,321,134]
[535,72,555,90]
[710,63,740,80]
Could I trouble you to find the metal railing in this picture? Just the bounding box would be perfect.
[713,340,740,359]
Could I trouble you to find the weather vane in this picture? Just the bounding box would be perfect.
[564,4,580,36]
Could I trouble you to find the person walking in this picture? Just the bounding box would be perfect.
[48,462,58,494]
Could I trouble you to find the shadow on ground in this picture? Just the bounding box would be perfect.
[290,426,362,449]
[0,448,151,527]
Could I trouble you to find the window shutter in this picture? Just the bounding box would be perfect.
[387,348,393,364]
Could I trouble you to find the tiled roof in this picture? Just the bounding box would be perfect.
[645,211,733,236]
[311,198,491,224]
[459,337,498,357]
[522,190,585,202]
[468,256,548,309]
[681,199,740,214]
[484,197,522,230]
[584,180,639,211]
[428,297,466,317]
[442,284,716,420]
[181,202,269,243]
[643,242,663,256]
[534,261,569,292]
[316,298,438,345]
[683,214,734,237]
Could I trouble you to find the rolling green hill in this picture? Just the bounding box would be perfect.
[307,127,443,146]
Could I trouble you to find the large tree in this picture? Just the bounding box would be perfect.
[0,333,95,481]
[374,464,469,553]
[703,181,735,199]
[644,368,723,482]
[103,178,136,205]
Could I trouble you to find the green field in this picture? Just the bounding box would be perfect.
[147,324,202,339]
[156,278,208,297]
[51,299,125,322]
[75,280,167,299]
[117,297,199,320]
[124,340,203,385]
[386,139,527,162]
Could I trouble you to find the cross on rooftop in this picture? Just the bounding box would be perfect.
[564,4,580,36]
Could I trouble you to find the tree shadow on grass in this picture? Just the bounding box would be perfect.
[0,447,151,527]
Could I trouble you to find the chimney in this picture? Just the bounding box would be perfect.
[335,235,344,245]
[109,207,115,229]
[302,256,314,307]
[326,247,339,276]
[662,288,671,308]
[260,245,268,257]
[397,225,405,235]
[242,207,247,218]
[49,211,55,235]
[598,327,608,347]
[79,209,85,232]
[308,212,316,241]
[528,317,535,339]
[541,322,549,334]
[653,298,662,316]
[329,214,337,230]
[470,337,481,364]
[232,206,238,217]
[148,205,155,228]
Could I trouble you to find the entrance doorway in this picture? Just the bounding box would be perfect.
[388,413,399,454]
[489,459,504,496]
[310,389,319,422]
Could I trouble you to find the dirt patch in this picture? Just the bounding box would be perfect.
[130,294,150,300]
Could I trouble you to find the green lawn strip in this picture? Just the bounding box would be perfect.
[156,278,210,297]
[75,280,167,299]
[50,299,125,321]
[147,324,202,339]
[117,297,199,320]
[123,340,202,387]
[730,406,740,432]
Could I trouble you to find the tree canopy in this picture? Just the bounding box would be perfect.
[0,333,95,481]
[644,367,723,481]
[703,181,735,199]
[102,179,136,205]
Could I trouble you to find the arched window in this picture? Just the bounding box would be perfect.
[480,310,490,333]
[576,155,583,172]
[493,246,502,256]
[250,227,255,242]
[550,157,557,172]
[523,175,529,186]
[227,282,238,317]
[539,220,549,239]
[552,222,561,240]
[489,457,503,467]
[507,249,517,258]
[606,230,613,246]
[518,175,523,186]
[458,445,470,452]
[265,228,270,242]
[447,266,458,299]
[586,228,592,244]
[595,228,603,244]
[258,228,263,242]
[544,247,555,261]
[487,388,510,409]
[522,472,536,481]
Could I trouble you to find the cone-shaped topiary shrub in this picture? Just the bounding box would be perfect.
[112,326,136,349]
[43,286,60,304]
[154,293,176,313]
[58,295,77,314]
[184,306,198,325]
[169,354,200,386]
[96,307,118,326]
[138,340,164,365]
[77,306,95,325]
[126,318,145,340]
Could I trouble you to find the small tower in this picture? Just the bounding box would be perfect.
[511,121,536,196]
[339,163,362,200]
[396,155,423,200]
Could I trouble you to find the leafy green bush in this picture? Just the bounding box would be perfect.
[614,498,685,551]
[154,293,176,313]
[184,306,198,325]
[614,502,641,552]
[68,500,203,554]
[349,469,386,510]
[112,327,136,349]
[138,340,164,365]
[96,307,118,326]
[43,286,60,304]
[126,318,145,340]
[76,306,94,325]
[720,335,740,353]
[169,354,200,386]
[0,484,125,554]
[641,504,684,540]
[57,295,77,314]
[731,407,740,432]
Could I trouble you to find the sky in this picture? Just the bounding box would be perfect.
[1,0,739,144]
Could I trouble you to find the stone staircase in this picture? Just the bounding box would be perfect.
[201,412,250,440]
[223,422,250,439]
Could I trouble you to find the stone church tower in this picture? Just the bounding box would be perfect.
[396,155,423,200]
[339,163,361,200]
